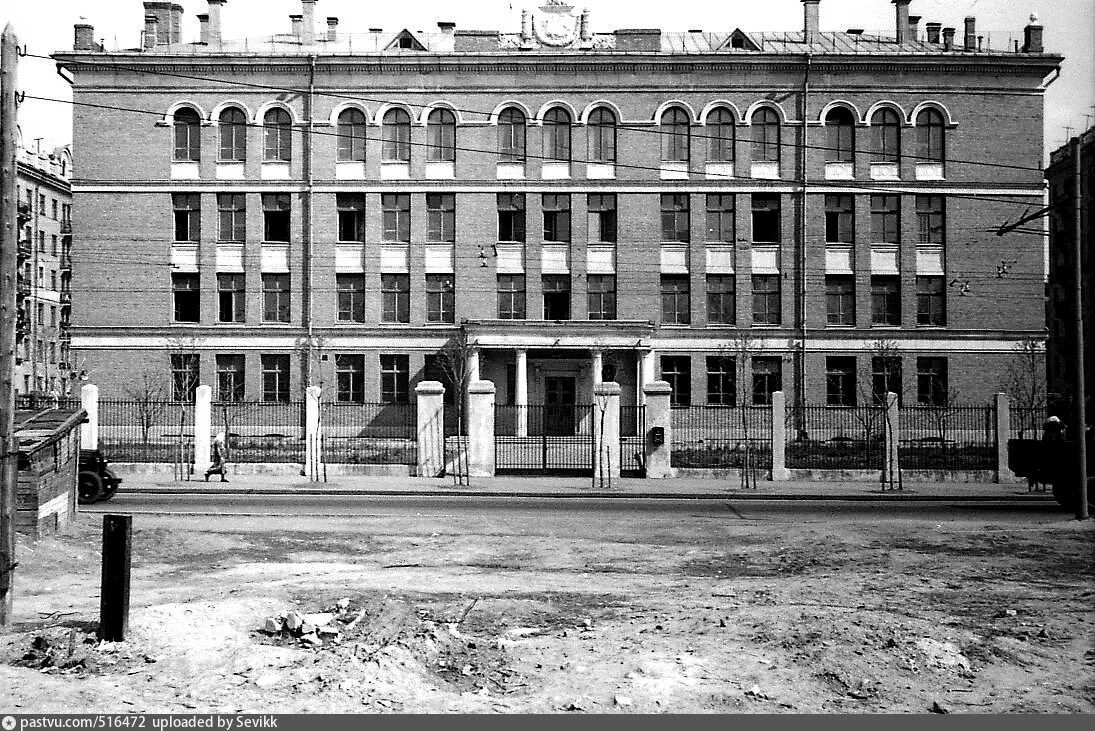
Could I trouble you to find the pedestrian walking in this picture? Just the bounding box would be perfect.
[205,431,229,482]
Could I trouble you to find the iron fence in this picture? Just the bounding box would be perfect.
[98,399,194,463]
[321,401,417,465]
[1009,404,1047,440]
[495,404,594,474]
[212,401,305,463]
[621,405,646,476]
[899,405,996,470]
[669,405,772,470]
[786,405,886,469]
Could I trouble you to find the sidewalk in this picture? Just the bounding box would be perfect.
[114,471,1055,501]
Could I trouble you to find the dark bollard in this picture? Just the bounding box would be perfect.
[99,514,131,642]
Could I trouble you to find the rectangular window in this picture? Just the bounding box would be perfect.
[426,194,456,243]
[172,272,200,322]
[217,273,245,323]
[337,193,366,242]
[751,274,781,326]
[497,193,526,242]
[660,194,690,242]
[336,273,366,323]
[825,356,856,406]
[381,273,410,323]
[706,356,736,406]
[917,357,948,406]
[51,199,58,220]
[705,194,734,242]
[751,356,782,405]
[215,354,245,402]
[262,194,291,242]
[825,275,855,326]
[872,356,902,405]
[426,274,455,323]
[218,193,246,242]
[751,194,780,243]
[916,195,945,245]
[497,274,526,319]
[335,354,365,403]
[706,274,735,324]
[870,276,900,326]
[587,194,617,243]
[424,354,456,405]
[380,354,410,404]
[170,354,199,401]
[173,193,200,242]
[660,275,691,325]
[870,194,899,243]
[587,274,617,320]
[542,274,571,320]
[261,354,290,402]
[381,194,411,243]
[51,235,58,256]
[262,273,291,323]
[916,275,946,326]
[825,194,855,243]
[542,194,571,242]
[661,356,691,406]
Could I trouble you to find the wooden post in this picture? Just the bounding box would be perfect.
[0,24,20,626]
[99,514,132,642]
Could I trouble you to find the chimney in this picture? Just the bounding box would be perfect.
[437,21,455,37]
[893,0,911,43]
[143,15,159,49]
[74,23,97,51]
[521,10,531,43]
[964,16,976,50]
[170,4,183,43]
[327,17,339,42]
[580,8,592,42]
[925,22,941,44]
[143,2,171,44]
[207,0,225,47]
[1023,15,1043,53]
[802,0,821,43]
[301,0,316,45]
[942,26,955,50]
[197,14,209,43]
[290,14,303,40]
[908,15,921,41]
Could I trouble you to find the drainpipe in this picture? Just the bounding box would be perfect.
[303,54,316,389]
[797,52,811,435]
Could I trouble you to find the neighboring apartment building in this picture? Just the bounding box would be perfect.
[56,0,1060,414]
[1045,126,1093,431]
[14,132,74,396]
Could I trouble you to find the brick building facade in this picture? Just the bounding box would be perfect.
[56,0,1060,414]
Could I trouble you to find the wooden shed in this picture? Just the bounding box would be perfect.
[15,406,85,539]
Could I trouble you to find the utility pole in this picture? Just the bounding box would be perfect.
[1,23,20,625]
[1070,136,1088,520]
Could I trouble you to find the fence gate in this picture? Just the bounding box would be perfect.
[495,404,594,474]
[621,405,646,476]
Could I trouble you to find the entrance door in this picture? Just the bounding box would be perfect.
[544,376,576,435]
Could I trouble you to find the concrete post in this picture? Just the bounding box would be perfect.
[770,390,790,480]
[194,385,212,473]
[416,381,446,477]
[593,382,621,483]
[643,380,672,478]
[994,392,1015,483]
[304,385,322,479]
[515,349,528,437]
[466,380,495,477]
[80,383,99,451]
[884,391,900,487]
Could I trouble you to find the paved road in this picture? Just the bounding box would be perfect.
[81,492,1072,525]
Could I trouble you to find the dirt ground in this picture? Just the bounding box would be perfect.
[1,503,1092,714]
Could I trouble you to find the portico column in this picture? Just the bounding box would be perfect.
[515,348,528,437]
[591,349,603,386]
[467,348,481,382]
[640,349,657,404]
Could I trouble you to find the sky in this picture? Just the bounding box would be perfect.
[2,0,1093,158]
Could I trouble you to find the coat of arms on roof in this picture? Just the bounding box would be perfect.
[533,1,580,47]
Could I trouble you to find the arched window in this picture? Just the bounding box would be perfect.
[916,108,945,163]
[870,108,901,163]
[382,108,411,162]
[173,108,201,162]
[825,107,855,163]
[543,107,572,162]
[751,107,780,163]
[426,108,456,162]
[498,107,526,162]
[660,107,690,163]
[263,108,292,162]
[706,108,735,163]
[218,107,247,162]
[587,107,617,164]
[337,108,367,162]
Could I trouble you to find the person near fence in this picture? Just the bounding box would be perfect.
[205,431,229,482]
[1026,416,1065,493]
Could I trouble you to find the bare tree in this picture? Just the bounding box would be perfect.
[721,330,762,489]
[165,335,202,478]
[294,332,330,397]
[121,371,170,448]
[854,340,902,467]
[1000,337,1047,438]
[434,329,474,486]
